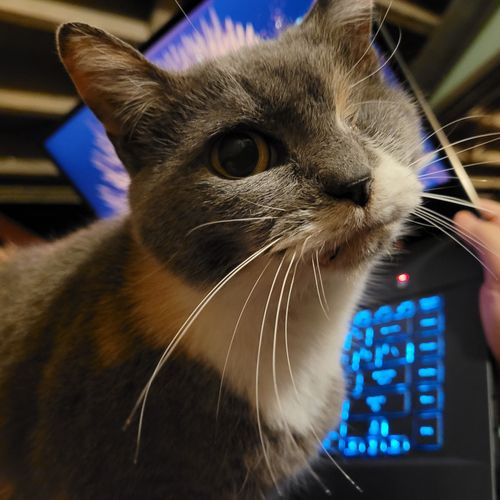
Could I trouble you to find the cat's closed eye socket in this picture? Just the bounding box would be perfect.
[210,131,276,179]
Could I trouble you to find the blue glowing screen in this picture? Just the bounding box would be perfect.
[45,0,449,218]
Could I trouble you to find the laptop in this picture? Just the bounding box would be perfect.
[44,2,497,499]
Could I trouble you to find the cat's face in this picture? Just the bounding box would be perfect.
[58,0,422,286]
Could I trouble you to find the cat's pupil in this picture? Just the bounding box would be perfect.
[218,133,259,177]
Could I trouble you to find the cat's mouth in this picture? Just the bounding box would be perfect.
[317,223,394,268]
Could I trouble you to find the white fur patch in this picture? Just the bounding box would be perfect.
[371,149,422,225]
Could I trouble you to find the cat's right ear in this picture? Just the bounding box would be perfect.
[57,23,174,138]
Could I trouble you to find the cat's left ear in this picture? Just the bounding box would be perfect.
[57,23,174,137]
[300,0,375,62]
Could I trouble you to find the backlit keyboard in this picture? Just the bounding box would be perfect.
[324,295,445,457]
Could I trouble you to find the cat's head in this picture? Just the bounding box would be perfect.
[57,0,422,286]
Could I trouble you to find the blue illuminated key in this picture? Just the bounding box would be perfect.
[347,346,375,370]
[353,309,373,328]
[415,414,442,448]
[374,340,414,367]
[415,312,444,334]
[415,387,443,412]
[365,366,409,388]
[415,361,443,384]
[344,437,366,456]
[416,335,443,357]
[386,435,411,455]
[374,320,410,340]
[419,295,442,312]
[350,391,410,416]
[373,305,394,323]
[395,300,417,319]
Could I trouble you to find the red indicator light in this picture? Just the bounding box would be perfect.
[397,273,410,284]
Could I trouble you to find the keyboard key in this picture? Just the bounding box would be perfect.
[353,309,373,328]
[414,414,442,448]
[347,346,375,371]
[346,373,365,397]
[386,435,411,455]
[418,295,442,312]
[415,387,443,412]
[395,300,417,319]
[374,320,410,339]
[364,327,375,347]
[344,437,366,456]
[365,366,410,388]
[416,335,443,358]
[414,360,444,384]
[415,312,444,335]
[373,305,394,324]
[373,341,414,367]
[350,391,410,417]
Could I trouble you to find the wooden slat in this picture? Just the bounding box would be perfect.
[471,176,500,191]
[150,0,177,32]
[376,0,440,36]
[0,186,80,204]
[460,148,500,166]
[0,88,77,118]
[472,112,500,131]
[0,0,150,43]
[0,157,59,177]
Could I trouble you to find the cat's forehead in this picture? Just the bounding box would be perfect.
[226,37,352,107]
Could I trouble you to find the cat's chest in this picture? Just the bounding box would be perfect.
[182,267,365,436]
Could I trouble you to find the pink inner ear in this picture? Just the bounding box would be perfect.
[57,29,162,136]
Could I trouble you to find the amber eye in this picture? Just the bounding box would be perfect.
[210,131,273,178]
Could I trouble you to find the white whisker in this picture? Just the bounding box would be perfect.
[216,259,273,419]
[421,193,495,214]
[315,250,329,311]
[350,28,402,89]
[345,1,392,78]
[413,208,497,279]
[419,160,499,179]
[311,255,329,319]
[410,132,500,168]
[284,255,301,398]
[418,205,500,259]
[240,197,287,212]
[256,253,287,494]
[419,114,490,145]
[187,217,276,236]
[272,253,296,413]
[174,0,201,36]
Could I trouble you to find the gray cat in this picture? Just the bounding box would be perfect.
[0,0,423,498]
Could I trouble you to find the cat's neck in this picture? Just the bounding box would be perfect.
[128,242,369,435]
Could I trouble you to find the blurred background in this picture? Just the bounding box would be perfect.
[0,0,499,243]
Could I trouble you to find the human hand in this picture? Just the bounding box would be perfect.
[454,199,500,362]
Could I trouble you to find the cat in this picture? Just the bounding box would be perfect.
[0,0,423,498]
